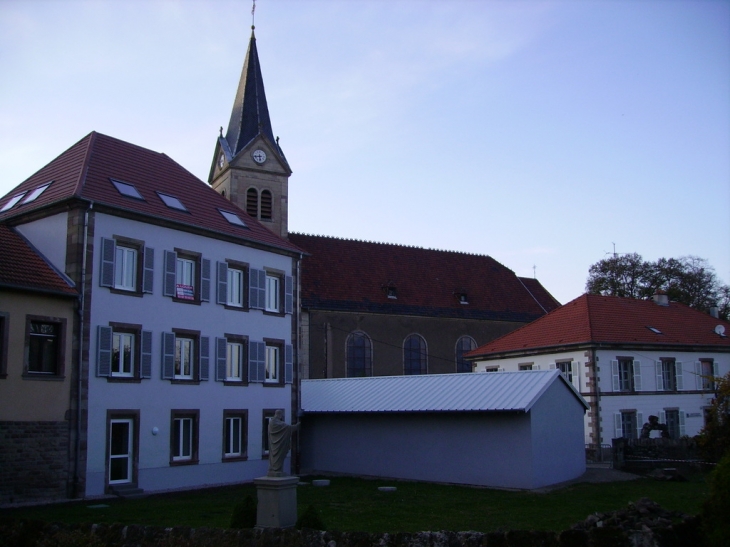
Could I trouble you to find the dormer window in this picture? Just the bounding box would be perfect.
[218,209,247,227]
[20,182,52,204]
[647,326,662,335]
[0,192,27,212]
[157,192,188,212]
[111,179,144,200]
[382,283,397,300]
[455,291,469,305]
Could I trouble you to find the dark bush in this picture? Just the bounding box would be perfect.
[702,453,730,547]
[296,504,326,530]
[229,495,257,529]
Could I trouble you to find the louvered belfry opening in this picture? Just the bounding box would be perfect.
[260,190,272,220]
[246,188,258,218]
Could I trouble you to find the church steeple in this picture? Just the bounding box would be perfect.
[209,27,291,239]
[224,29,277,158]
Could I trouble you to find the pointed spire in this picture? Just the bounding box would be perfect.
[224,29,277,158]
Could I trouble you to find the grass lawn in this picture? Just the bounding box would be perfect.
[3,474,709,533]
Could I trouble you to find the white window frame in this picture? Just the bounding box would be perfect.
[112,332,135,377]
[227,267,244,307]
[172,417,193,461]
[176,257,195,299]
[227,341,243,381]
[224,416,243,457]
[265,274,280,312]
[265,345,279,383]
[109,418,134,484]
[114,245,137,291]
[175,337,195,380]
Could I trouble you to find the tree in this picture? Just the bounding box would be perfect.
[697,372,730,462]
[586,253,730,320]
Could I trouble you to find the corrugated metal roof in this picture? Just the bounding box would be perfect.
[301,370,588,414]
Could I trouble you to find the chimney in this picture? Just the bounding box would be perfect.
[710,306,719,319]
[652,290,669,307]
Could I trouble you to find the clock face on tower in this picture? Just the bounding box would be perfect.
[252,149,267,164]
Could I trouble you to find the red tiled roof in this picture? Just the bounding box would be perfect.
[0,132,303,255]
[289,233,560,322]
[468,293,730,358]
[0,224,76,296]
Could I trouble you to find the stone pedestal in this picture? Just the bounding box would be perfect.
[254,475,299,528]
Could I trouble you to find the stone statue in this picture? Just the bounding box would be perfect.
[267,410,300,477]
[640,415,670,439]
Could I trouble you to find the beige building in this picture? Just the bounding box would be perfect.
[0,224,78,504]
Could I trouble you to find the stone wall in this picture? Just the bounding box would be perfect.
[0,421,70,504]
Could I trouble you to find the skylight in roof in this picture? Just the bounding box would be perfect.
[647,326,662,334]
[157,192,188,212]
[0,192,27,212]
[219,209,247,227]
[20,182,51,204]
[111,178,144,200]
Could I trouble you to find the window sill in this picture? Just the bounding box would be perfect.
[223,304,249,312]
[169,459,199,467]
[107,377,142,384]
[263,382,286,388]
[170,379,201,385]
[263,310,285,317]
[109,288,143,298]
[171,297,201,306]
[223,380,249,387]
[222,455,249,463]
[22,373,65,381]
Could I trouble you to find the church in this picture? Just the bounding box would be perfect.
[208,28,559,380]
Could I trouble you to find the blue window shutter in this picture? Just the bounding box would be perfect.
[200,336,210,380]
[161,332,175,379]
[611,360,620,391]
[249,268,264,309]
[675,361,683,390]
[97,325,112,376]
[142,247,154,294]
[249,341,265,383]
[201,258,211,302]
[163,250,177,297]
[633,360,642,391]
[216,337,227,381]
[285,344,293,384]
[100,238,115,288]
[216,262,228,305]
[285,275,293,314]
[141,330,153,378]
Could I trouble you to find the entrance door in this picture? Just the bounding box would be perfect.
[109,419,133,484]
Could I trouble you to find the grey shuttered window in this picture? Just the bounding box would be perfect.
[215,337,227,381]
[97,325,113,376]
[163,250,177,297]
[285,344,293,384]
[200,336,210,380]
[249,268,266,309]
[285,276,293,314]
[142,247,154,293]
[161,332,175,379]
[249,341,266,383]
[100,238,115,288]
[140,330,153,378]
[216,262,228,305]
[201,259,211,302]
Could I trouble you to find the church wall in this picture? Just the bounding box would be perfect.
[305,310,527,378]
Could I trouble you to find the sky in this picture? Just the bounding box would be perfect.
[1,0,728,305]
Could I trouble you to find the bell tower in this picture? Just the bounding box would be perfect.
[209,27,291,239]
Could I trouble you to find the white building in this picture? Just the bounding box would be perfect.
[467,293,730,446]
[0,131,303,497]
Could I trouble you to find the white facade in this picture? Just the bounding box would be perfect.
[18,210,298,496]
[473,349,728,445]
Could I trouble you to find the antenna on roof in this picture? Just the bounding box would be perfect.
[251,0,256,29]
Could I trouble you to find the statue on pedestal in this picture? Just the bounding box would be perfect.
[267,409,300,477]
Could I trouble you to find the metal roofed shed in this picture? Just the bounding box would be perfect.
[300,371,588,490]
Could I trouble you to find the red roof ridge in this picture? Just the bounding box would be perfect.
[290,232,499,260]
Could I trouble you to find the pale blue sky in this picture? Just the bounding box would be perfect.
[1,0,728,305]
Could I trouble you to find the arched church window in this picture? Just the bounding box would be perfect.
[346,331,372,378]
[403,334,427,375]
[455,336,477,373]
[246,188,258,218]
[260,190,272,220]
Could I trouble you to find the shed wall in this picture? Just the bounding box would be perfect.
[300,412,539,489]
